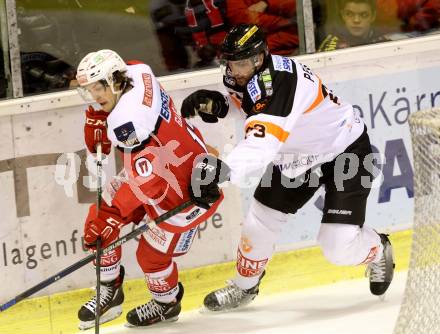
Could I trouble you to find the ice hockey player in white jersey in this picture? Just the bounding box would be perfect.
[75,49,223,329]
[182,24,395,311]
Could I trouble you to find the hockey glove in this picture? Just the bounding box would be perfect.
[190,154,231,209]
[84,106,112,154]
[84,202,125,250]
[181,90,229,123]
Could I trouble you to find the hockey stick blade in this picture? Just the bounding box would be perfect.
[0,200,194,312]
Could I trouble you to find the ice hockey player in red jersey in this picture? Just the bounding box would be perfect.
[182,24,395,311]
[75,49,223,329]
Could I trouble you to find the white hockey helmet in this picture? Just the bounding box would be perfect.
[76,49,127,94]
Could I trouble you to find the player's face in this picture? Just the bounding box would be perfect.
[227,58,257,87]
[341,3,376,38]
[82,81,118,113]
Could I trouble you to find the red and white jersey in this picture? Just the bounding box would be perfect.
[105,63,222,233]
[223,55,365,183]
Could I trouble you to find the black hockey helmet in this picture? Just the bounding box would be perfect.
[220,24,268,61]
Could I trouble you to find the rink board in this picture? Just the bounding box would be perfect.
[0,35,439,313]
[0,229,411,334]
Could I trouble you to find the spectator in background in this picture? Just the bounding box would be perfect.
[151,0,228,70]
[182,0,228,68]
[226,0,298,55]
[150,0,190,72]
[374,0,401,34]
[397,0,440,32]
[318,0,385,51]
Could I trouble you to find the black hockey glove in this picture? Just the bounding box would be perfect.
[181,90,229,123]
[190,154,231,209]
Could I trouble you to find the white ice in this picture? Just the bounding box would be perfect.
[80,271,406,334]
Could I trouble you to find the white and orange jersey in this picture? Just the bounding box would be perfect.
[105,63,223,233]
[223,54,365,183]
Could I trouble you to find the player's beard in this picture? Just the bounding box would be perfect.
[235,76,251,87]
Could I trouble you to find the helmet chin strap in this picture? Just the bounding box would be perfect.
[250,56,261,78]
[252,54,264,71]
[115,91,123,104]
[109,81,121,94]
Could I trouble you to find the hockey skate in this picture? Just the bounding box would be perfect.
[366,234,395,297]
[78,266,125,330]
[125,282,184,327]
[204,271,265,312]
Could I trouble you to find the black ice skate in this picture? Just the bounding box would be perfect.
[78,266,125,330]
[125,282,184,327]
[366,234,395,296]
[204,271,265,312]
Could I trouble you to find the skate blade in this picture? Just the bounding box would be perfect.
[379,293,387,302]
[124,316,178,328]
[200,306,242,314]
[78,305,123,330]
[199,300,254,314]
[199,305,229,314]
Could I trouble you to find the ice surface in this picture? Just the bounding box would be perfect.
[77,271,406,334]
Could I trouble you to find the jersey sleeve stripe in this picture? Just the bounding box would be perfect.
[228,92,242,109]
[304,77,325,114]
[246,120,290,142]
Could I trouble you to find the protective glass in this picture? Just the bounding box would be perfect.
[225,58,255,76]
[77,81,107,102]
[341,9,373,20]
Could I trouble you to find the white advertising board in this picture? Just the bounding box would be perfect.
[0,36,439,300]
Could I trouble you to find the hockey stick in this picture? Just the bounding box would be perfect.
[95,141,103,334]
[0,200,194,312]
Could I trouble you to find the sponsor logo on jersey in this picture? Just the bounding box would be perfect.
[261,70,273,93]
[276,154,320,172]
[272,55,293,73]
[148,283,179,298]
[247,76,261,103]
[123,133,192,207]
[159,88,171,122]
[185,208,201,221]
[142,73,153,107]
[261,72,271,82]
[145,276,171,293]
[100,252,119,266]
[224,74,236,86]
[100,261,119,271]
[237,249,268,277]
[174,113,183,127]
[135,157,153,177]
[254,101,267,112]
[144,226,173,253]
[114,121,140,147]
[175,227,197,254]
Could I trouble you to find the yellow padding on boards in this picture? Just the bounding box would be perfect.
[0,230,411,334]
